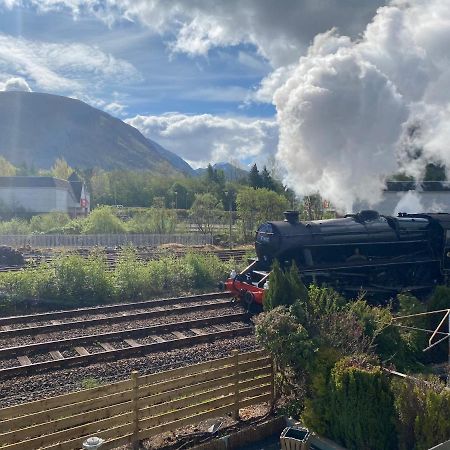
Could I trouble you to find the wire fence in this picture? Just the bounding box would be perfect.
[0,233,213,248]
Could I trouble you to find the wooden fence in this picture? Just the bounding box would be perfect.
[0,350,273,450]
[0,233,213,248]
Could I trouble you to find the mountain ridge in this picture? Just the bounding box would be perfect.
[0,91,192,175]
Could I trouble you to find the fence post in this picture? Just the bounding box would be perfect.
[232,350,240,420]
[269,356,276,413]
[131,371,140,450]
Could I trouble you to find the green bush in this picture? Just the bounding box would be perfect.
[255,306,315,417]
[52,254,113,306]
[30,213,70,233]
[82,206,127,234]
[325,357,397,450]
[392,377,450,450]
[256,306,314,374]
[264,260,308,310]
[113,247,153,300]
[348,300,415,370]
[425,286,450,362]
[302,347,342,435]
[127,208,176,234]
[0,218,31,235]
[0,250,231,311]
[60,218,85,234]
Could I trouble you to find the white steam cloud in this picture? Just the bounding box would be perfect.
[393,191,424,216]
[274,0,450,213]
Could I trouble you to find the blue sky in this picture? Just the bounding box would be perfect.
[0,2,276,117]
[0,0,394,176]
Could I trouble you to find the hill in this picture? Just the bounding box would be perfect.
[0,91,193,174]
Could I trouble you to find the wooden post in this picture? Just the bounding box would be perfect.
[232,350,240,420]
[131,371,140,450]
[269,356,276,413]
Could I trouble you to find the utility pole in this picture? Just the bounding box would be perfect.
[229,194,233,250]
[225,191,233,249]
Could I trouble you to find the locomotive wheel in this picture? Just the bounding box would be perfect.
[243,290,255,305]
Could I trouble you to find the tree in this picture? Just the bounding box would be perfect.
[302,194,324,220]
[248,163,263,188]
[0,156,17,176]
[236,187,289,240]
[260,166,275,191]
[424,163,446,181]
[51,157,74,180]
[189,193,224,235]
[82,206,127,234]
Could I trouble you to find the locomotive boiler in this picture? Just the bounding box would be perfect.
[222,210,450,305]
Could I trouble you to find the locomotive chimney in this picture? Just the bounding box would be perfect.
[284,210,299,224]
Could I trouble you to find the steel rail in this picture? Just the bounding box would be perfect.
[0,312,248,357]
[0,291,233,326]
[0,299,235,338]
[0,326,252,378]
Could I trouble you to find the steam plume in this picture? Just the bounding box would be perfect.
[274,1,450,212]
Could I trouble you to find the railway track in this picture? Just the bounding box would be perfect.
[0,291,252,378]
[0,292,234,331]
[0,248,249,272]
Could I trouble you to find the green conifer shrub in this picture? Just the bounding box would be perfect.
[263,260,308,311]
[392,377,450,450]
[327,357,397,450]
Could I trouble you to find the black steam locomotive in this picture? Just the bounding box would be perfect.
[223,210,450,304]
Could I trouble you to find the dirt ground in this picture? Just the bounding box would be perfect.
[114,404,272,450]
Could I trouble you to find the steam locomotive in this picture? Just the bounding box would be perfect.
[222,210,450,305]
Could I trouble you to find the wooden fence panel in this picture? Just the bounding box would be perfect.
[1,389,132,431]
[0,380,131,421]
[138,373,235,411]
[0,350,272,450]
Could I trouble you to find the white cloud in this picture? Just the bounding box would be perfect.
[0,76,31,91]
[104,101,126,116]
[126,113,278,168]
[1,1,385,66]
[0,33,139,93]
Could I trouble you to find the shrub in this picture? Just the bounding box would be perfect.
[264,260,307,310]
[30,213,70,233]
[317,357,398,450]
[392,376,450,450]
[256,306,315,374]
[60,218,85,235]
[127,208,176,234]
[113,247,152,300]
[52,253,112,306]
[348,300,415,370]
[255,306,315,417]
[0,218,31,235]
[82,206,127,234]
[425,286,450,362]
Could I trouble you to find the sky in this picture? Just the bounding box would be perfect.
[1,1,450,212]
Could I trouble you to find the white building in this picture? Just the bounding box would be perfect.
[0,174,90,217]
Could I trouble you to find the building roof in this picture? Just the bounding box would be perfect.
[69,180,83,202]
[0,176,69,189]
